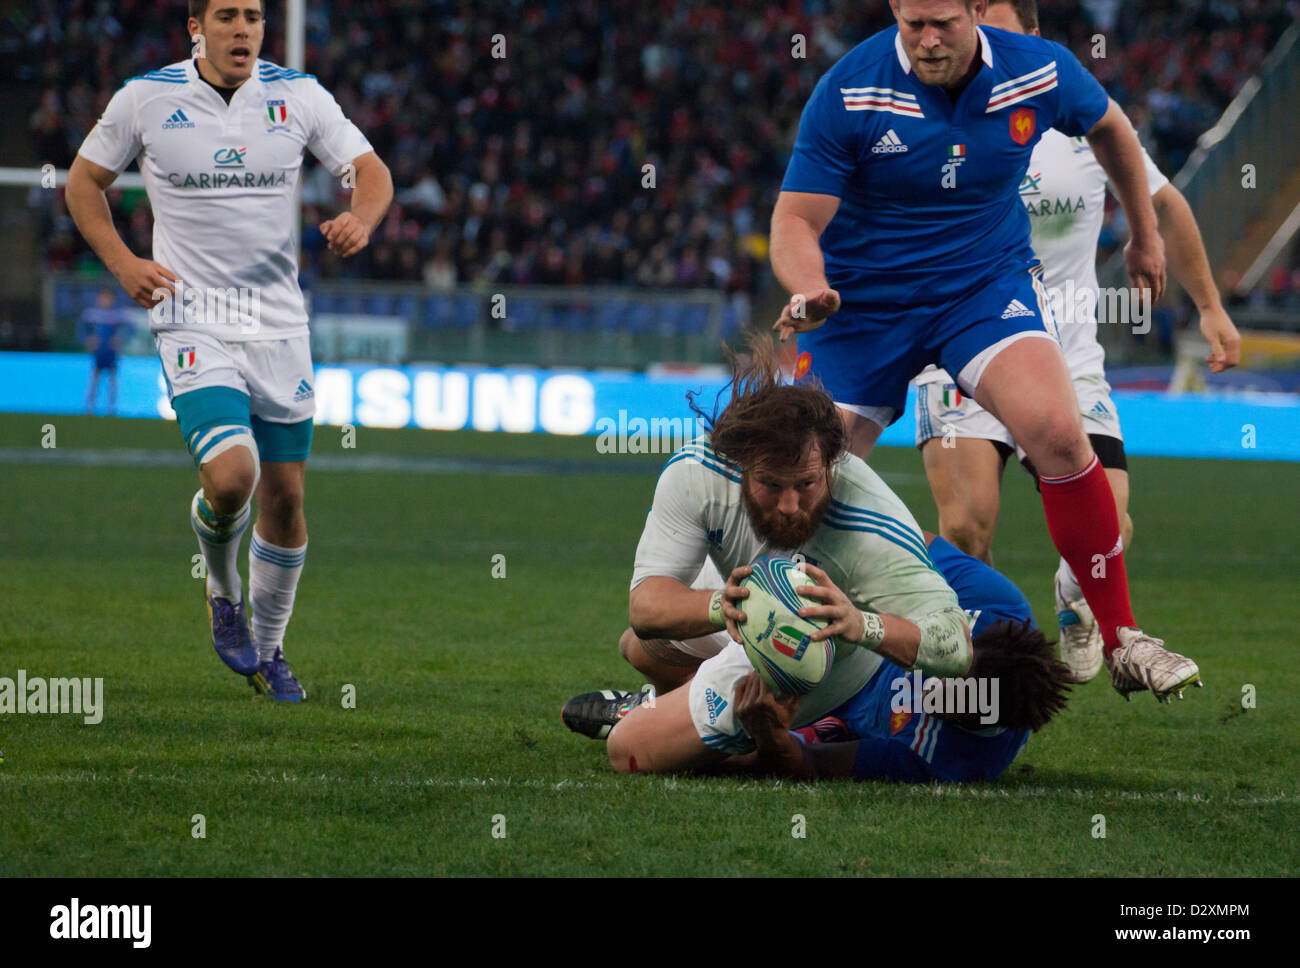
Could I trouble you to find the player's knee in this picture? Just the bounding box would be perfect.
[942,510,995,562]
[201,453,257,511]
[259,482,304,527]
[1025,414,1088,468]
[607,727,635,773]
[618,628,640,665]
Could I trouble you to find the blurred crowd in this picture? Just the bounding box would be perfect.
[16,0,1299,306]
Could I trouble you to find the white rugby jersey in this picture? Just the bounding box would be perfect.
[77,59,372,340]
[1021,128,1167,378]
[916,128,1167,386]
[632,437,961,721]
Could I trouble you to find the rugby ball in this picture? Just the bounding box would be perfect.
[737,556,835,696]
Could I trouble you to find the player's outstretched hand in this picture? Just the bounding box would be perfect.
[734,671,800,748]
[113,256,177,309]
[320,212,371,258]
[722,565,752,645]
[794,562,865,644]
[773,288,840,342]
[1124,234,1166,306]
[1200,305,1242,373]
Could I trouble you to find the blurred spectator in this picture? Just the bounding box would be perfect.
[15,0,1296,311]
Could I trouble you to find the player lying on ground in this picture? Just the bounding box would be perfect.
[66,0,393,699]
[569,335,976,753]
[913,0,1238,688]
[769,0,1199,701]
[565,530,1071,782]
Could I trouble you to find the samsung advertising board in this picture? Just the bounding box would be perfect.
[0,352,1297,461]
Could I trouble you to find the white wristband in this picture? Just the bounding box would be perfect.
[858,610,886,649]
[708,589,726,630]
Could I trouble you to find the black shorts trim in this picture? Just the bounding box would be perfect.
[1021,434,1127,490]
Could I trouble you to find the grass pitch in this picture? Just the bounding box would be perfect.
[1,412,1297,876]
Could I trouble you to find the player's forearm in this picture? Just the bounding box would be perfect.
[866,614,922,668]
[65,171,135,277]
[857,607,971,677]
[1087,105,1158,242]
[770,210,830,297]
[349,159,393,234]
[628,578,721,641]
[1155,186,1222,311]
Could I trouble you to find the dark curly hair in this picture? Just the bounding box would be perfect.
[945,619,1071,732]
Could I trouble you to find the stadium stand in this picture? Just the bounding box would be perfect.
[7,0,1299,359]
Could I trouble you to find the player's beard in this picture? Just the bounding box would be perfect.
[741,474,832,550]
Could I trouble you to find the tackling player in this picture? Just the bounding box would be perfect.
[66,1,393,699]
[770,0,1198,700]
[562,336,981,774]
[913,0,1240,687]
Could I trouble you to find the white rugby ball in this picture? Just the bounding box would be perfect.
[738,556,835,696]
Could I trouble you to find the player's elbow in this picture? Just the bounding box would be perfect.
[627,589,657,641]
[771,192,837,242]
[915,606,973,678]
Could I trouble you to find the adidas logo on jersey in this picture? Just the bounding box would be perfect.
[1001,299,1035,319]
[872,129,909,154]
[162,109,196,130]
[292,379,314,402]
[1089,400,1111,418]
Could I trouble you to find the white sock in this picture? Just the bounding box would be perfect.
[1055,556,1083,605]
[249,531,307,662]
[191,489,250,603]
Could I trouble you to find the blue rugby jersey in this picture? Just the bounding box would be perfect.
[78,305,133,366]
[831,535,1038,783]
[781,25,1109,306]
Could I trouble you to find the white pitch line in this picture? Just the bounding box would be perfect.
[5,772,1294,805]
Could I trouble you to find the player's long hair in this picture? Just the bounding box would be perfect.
[955,619,1071,731]
[688,332,846,471]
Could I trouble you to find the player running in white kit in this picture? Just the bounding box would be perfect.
[66,0,393,699]
[913,0,1239,688]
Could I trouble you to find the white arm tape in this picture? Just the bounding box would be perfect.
[915,606,973,677]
